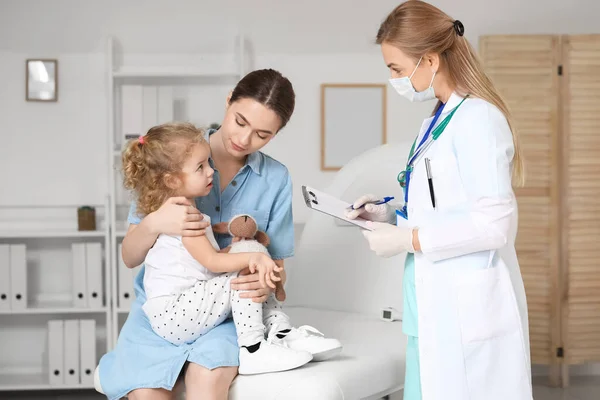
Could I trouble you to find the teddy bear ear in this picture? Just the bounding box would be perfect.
[212,222,230,235]
[254,231,270,248]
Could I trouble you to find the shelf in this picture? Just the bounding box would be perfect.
[113,67,241,79]
[117,308,131,314]
[0,300,107,315]
[0,230,106,239]
[0,372,94,391]
[116,230,127,238]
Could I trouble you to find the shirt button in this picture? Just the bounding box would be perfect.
[231,180,237,187]
[215,206,220,212]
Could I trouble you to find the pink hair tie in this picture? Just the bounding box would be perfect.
[138,136,145,145]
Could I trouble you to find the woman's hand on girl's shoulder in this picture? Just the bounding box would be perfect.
[149,197,209,237]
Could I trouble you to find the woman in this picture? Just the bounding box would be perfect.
[347,2,532,399]
[98,69,297,400]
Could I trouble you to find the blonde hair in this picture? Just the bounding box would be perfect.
[376,0,524,186]
[122,122,207,216]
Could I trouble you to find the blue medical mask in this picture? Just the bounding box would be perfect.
[389,57,437,102]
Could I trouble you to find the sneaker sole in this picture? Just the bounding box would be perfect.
[311,345,343,362]
[238,354,313,375]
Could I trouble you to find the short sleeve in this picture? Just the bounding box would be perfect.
[265,172,294,260]
[127,201,142,225]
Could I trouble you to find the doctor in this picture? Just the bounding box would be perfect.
[347,2,532,400]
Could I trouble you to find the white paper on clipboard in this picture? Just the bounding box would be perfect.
[302,186,373,231]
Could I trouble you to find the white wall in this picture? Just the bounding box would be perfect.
[1,0,599,218]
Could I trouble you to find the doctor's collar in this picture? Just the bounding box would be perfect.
[443,92,466,112]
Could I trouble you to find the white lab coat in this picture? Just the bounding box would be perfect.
[406,92,532,400]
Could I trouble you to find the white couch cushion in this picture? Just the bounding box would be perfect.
[229,307,406,400]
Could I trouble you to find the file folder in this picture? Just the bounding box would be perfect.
[79,319,96,385]
[63,319,80,385]
[9,244,27,310]
[72,243,87,307]
[0,245,10,310]
[48,320,64,385]
[85,243,103,308]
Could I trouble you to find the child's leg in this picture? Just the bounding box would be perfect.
[263,293,293,337]
[143,274,234,346]
[231,285,313,375]
[230,283,265,348]
[260,294,343,362]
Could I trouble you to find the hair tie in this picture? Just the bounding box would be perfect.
[453,20,465,37]
[138,135,145,145]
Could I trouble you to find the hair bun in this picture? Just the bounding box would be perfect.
[453,20,465,36]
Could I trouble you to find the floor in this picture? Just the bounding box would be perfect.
[532,376,600,400]
[0,377,599,399]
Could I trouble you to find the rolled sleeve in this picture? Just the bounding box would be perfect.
[265,172,294,260]
[127,201,142,225]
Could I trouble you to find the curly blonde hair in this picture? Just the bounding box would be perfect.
[122,122,207,216]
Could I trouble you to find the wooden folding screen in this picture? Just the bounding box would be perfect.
[480,34,600,387]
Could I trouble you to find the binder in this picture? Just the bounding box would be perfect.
[121,85,143,142]
[85,243,103,308]
[79,319,96,385]
[71,243,87,307]
[48,320,64,386]
[0,245,10,310]
[157,86,174,124]
[63,319,80,385]
[142,86,158,132]
[9,244,27,310]
[118,244,134,309]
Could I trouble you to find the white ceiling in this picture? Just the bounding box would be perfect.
[0,0,598,54]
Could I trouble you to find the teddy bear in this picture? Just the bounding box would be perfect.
[212,214,286,301]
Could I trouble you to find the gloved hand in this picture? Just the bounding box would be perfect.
[362,221,415,258]
[345,194,396,224]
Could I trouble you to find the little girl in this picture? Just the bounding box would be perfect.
[121,122,320,375]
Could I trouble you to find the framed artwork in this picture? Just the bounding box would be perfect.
[26,59,58,102]
[320,83,387,171]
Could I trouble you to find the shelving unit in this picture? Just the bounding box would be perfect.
[0,202,112,393]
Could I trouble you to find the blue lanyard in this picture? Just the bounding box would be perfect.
[402,103,445,207]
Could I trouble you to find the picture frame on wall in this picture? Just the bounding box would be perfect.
[320,83,387,171]
[26,59,58,102]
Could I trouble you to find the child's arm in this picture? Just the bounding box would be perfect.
[182,235,281,289]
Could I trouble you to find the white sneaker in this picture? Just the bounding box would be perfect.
[238,339,313,375]
[269,325,343,362]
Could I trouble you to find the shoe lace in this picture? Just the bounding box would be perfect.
[266,323,289,347]
[295,325,325,338]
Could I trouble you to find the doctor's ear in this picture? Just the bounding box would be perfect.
[423,53,440,71]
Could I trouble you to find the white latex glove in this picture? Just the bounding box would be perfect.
[345,194,396,224]
[362,221,415,258]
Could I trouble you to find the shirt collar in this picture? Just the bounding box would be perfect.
[443,92,465,112]
[205,128,262,175]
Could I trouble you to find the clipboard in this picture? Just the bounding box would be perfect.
[302,185,373,231]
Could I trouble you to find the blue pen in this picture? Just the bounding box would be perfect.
[349,196,395,210]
